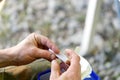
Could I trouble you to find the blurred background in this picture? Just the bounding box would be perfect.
[0,0,120,80]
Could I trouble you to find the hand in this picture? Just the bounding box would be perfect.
[50,49,81,80]
[6,33,59,66]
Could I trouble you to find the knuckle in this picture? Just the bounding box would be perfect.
[29,33,41,41]
[27,33,37,39]
[30,32,37,36]
[69,49,73,53]
[74,54,80,61]
[44,36,49,40]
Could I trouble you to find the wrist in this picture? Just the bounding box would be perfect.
[0,47,16,67]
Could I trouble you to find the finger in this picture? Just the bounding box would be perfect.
[65,49,74,58]
[34,48,56,61]
[41,36,60,53]
[34,33,60,53]
[50,60,60,80]
[65,49,80,72]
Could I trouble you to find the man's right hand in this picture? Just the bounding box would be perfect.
[50,49,81,80]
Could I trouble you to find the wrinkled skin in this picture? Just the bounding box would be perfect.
[0,33,59,67]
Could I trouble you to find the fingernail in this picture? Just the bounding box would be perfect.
[52,60,57,64]
[50,54,56,60]
[53,47,60,53]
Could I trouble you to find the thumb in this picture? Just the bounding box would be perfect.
[50,60,60,80]
[35,48,56,61]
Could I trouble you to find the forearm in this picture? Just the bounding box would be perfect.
[0,47,15,68]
